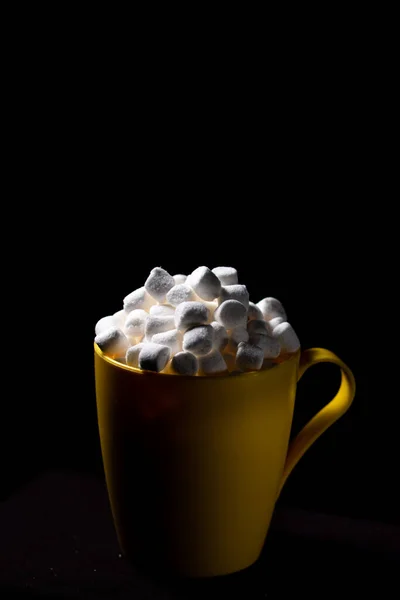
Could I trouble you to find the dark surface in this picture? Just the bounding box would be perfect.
[1,472,399,598]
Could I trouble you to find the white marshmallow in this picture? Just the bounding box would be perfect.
[212,266,238,286]
[149,304,175,316]
[202,300,218,321]
[210,321,229,351]
[173,274,187,285]
[95,327,130,359]
[113,309,126,329]
[214,300,247,329]
[129,335,144,346]
[160,359,174,374]
[231,325,249,344]
[248,333,267,351]
[95,316,114,336]
[126,343,145,368]
[257,297,287,322]
[269,316,285,330]
[199,351,228,375]
[125,309,148,337]
[249,333,280,358]
[235,342,264,371]
[139,343,171,372]
[272,322,300,353]
[247,302,264,322]
[152,329,183,355]
[166,284,196,307]
[247,319,271,336]
[145,267,175,302]
[225,326,249,355]
[187,266,221,301]
[171,351,199,375]
[183,325,214,357]
[218,285,249,309]
[145,315,175,340]
[174,301,210,332]
[124,287,156,313]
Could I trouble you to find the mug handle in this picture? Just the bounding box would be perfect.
[277,348,356,497]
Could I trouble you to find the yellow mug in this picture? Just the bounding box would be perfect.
[94,344,355,577]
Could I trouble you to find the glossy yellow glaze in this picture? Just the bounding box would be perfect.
[94,344,355,577]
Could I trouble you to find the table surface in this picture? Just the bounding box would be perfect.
[1,471,399,599]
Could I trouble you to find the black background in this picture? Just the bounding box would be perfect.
[2,45,398,596]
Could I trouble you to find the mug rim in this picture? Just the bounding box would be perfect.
[94,343,300,381]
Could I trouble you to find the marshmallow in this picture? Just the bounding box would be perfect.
[145,315,175,340]
[247,302,264,322]
[174,301,210,332]
[214,300,247,329]
[249,333,280,358]
[183,325,214,357]
[144,267,175,302]
[160,360,174,374]
[202,300,218,321]
[150,304,175,316]
[96,266,300,377]
[272,322,300,353]
[95,316,114,336]
[126,343,145,368]
[248,333,267,351]
[173,274,187,285]
[247,319,271,336]
[187,266,221,301]
[124,287,156,313]
[231,325,249,345]
[139,343,171,372]
[95,327,130,359]
[210,321,229,351]
[171,351,198,376]
[166,284,196,307]
[212,266,238,286]
[235,342,264,371]
[125,309,148,337]
[269,316,285,330]
[113,309,126,330]
[199,351,228,375]
[257,297,287,322]
[130,335,144,345]
[218,285,249,310]
[152,329,183,355]
[225,326,249,355]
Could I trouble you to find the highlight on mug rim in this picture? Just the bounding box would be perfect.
[94,342,301,381]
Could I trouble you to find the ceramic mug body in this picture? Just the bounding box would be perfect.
[94,344,355,577]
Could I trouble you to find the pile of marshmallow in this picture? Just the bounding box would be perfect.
[94,266,300,376]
